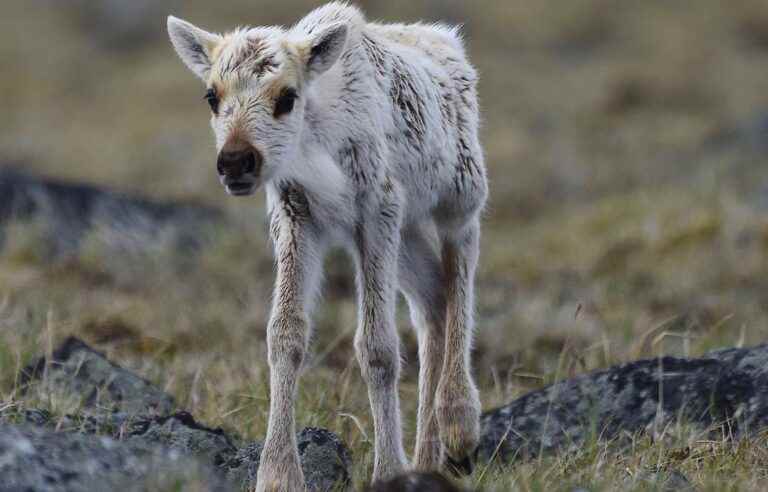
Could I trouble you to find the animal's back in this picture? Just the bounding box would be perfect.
[296,2,485,223]
[365,21,484,221]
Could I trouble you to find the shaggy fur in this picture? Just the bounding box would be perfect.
[168,3,487,490]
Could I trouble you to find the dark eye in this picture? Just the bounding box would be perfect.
[204,88,219,114]
[274,88,298,118]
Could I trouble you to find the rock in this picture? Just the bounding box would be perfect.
[297,427,354,491]
[367,471,465,491]
[0,424,229,492]
[0,409,352,491]
[21,336,175,416]
[224,440,264,487]
[0,407,53,427]
[225,427,352,491]
[479,344,768,463]
[13,337,353,491]
[706,344,768,434]
[127,411,239,467]
[0,168,222,257]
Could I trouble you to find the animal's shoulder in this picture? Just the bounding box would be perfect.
[366,22,468,64]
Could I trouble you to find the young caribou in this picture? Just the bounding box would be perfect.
[167,3,487,489]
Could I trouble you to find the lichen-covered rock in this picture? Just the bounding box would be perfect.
[21,336,175,416]
[0,424,229,492]
[0,407,53,427]
[127,411,239,467]
[298,427,353,491]
[225,428,352,491]
[479,345,768,463]
[0,168,222,257]
[12,338,354,490]
[706,344,768,435]
[224,440,263,487]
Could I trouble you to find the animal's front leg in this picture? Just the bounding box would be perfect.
[354,184,408,482]
[257,186,323,492]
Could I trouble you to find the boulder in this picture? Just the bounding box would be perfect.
[225,428,353,491]
[127,411,239,467]
[0,424,229,492]
[10,337,353,491]
[0,168,222,257]
[479,344,768,463]
[21,336,175,416]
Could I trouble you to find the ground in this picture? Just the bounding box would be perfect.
[2,0,768,490]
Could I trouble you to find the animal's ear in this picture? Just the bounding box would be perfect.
[167,16,222,81]
[304,23,348,79]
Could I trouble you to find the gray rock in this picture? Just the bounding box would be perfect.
[224,440,264,487]
[14,338,353,490]
[225,427,352,491]
[0,409,352,491]
[706,344,768,434]
[479,344,768,463]
[298,427,353,491]
[0,168,222,258]
[127,411,239,467]
[0,424,229,492]
[21,336,175,416]
[0,407,53,427]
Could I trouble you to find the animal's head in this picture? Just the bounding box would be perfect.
[167,16,348,196]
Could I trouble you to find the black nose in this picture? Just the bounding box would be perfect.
[217,149,261,178]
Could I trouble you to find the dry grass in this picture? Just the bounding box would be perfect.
[2,0,768,489]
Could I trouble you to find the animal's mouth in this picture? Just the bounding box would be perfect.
[216,144,263,197]
[226,181,256,196]
[221,175,260,197]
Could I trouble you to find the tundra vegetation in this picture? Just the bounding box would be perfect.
[2,0,768,490]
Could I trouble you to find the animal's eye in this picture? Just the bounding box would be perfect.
[274,88,298,118]
[204,88,219,114]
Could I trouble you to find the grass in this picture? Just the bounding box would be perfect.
[2,0,768,489]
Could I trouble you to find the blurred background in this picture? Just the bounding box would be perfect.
[2,0,768,462]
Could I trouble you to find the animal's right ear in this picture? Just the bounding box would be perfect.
[167,16,222,81]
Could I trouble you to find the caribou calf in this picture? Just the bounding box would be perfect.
[168,3,487,490]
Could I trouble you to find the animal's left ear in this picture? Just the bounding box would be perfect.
[304,23,348,79]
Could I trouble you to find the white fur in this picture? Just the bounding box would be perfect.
[168,3,487,489]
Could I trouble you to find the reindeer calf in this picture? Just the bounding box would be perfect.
[168,3,487,490]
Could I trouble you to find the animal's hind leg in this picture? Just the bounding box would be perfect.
[353,183,408,481]
[399,225,446,470]
[436,217,481,474]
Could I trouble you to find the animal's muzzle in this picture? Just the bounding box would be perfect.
[217,149,261,178]
[217,142,263,196]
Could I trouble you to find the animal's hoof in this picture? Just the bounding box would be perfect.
[435,399,480,474]
[445,448,477,477]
